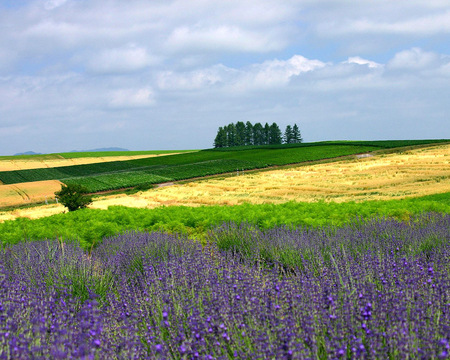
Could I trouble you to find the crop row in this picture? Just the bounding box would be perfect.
[1,214,449,359]
[0,143,382,190]
[64,172,172,192]
[1,194,448,248]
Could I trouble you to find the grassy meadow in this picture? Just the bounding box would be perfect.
[0,139,449,359]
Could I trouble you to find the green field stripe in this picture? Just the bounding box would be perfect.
[64,172,174,192]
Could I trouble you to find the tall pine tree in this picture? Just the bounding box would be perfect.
[214,127,227,148]
[235,121,246,146]
[263,123,270,145]
[292,124,303,143]
[253,122,264,145]
[245,121,253,145]
[284,125,293,144]
[269,123,282,144]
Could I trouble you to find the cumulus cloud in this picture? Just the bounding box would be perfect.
[345,57,381,69]
[86,45,159,73]
[157,55,326,92]
[387,48,443,70]
[166,25,285,53]
[337,11,450,36]
[109,88,156,108]
[158,65,230,91]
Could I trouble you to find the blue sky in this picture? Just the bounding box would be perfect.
[0,0,449,154]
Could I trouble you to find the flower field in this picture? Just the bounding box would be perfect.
[1,214,449,359]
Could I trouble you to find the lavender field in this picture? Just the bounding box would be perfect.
[1,214,449,359]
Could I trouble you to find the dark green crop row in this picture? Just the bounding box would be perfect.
[64,173,172,192]
[0,193,448,249]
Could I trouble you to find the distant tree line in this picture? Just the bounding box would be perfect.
[214,121,302,148]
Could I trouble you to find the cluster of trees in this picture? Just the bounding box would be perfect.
[214,121,302,148]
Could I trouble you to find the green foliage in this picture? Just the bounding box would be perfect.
[64,172,170,192]
[55,184,93,212]
[0,193,448,250]
[269,122,282,144]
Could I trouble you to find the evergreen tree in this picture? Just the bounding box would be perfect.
[253,122,264,145]
[245,121,254,145]
[226,123,237,147]
[263,123,270,145]
[214,127,227,148]
[292,124,303,143]
[284,125,293,144]
[235,121,246,146]
[269,123,282,144]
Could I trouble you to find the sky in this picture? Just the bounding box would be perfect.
[0,0,449,155]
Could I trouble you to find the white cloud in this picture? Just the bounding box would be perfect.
[342,11,450,36]
[86,45,159,73]
[387,48,444,70]
[157,55,326,92]
[166,25,285,53]
[345,57,381,69]
[109,88,155,108]
[158,65,230,91]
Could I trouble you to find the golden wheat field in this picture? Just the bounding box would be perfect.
[0,144,449,222]
[0,180,63,208]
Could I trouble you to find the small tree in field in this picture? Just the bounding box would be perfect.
[55,184,93,212]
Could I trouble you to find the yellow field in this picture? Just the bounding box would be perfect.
[0,180,63,208]
[0,153,182,171]
[1,144,448,222]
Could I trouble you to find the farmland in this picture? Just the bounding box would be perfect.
[91,143,449,209]
[1,140,448,195]
[0,139,449,359]
[0,180,63,208]
[0,142,449,221]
